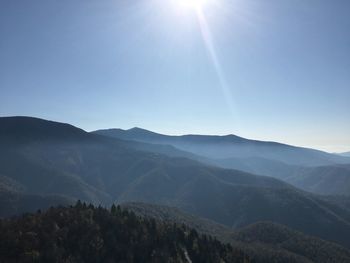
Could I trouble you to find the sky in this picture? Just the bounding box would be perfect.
[0,0,349,152]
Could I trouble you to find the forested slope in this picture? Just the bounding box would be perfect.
[0,203,250,263]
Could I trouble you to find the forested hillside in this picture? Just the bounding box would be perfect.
[0,203,250,263]
[124,202,350,263]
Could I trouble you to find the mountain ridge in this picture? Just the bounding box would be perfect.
[96,127,296,147]
[0,116,91,142]
[94,127,350,196]
[94,127,350,166]
[2,116,350,248]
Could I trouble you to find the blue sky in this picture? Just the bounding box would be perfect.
[0,0,349,152]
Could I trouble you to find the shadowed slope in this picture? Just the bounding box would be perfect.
[123,202,350,263]
[1,117,350,248]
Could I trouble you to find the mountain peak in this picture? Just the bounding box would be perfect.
[126,127,164,136]
[128,127,149,132]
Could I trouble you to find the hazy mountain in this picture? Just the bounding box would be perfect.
[216,161,350,196]
[2,117,350,248]
[124,202,350,263]
[211,156,297,178]
[95,128,350,197]
[339,151,350,157]
[322,195,350,213]
[284,165,350,196]
[94,127,350,166]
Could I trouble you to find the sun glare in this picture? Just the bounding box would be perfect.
[176,0,210,10]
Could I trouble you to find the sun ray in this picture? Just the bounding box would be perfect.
[194,8,238,121]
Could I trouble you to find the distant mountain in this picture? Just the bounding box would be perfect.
[322,195,350,213]
[94,128,350,197]
[124,202,350,263]
[214,161,350,196]
[0,203,250,263]
[211,156,297,178]
[339,151,350,157]
[94,127,350,166]
[2,117,350,248]
[284,164,350,196]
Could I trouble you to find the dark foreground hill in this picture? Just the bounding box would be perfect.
[0,203,250,263]
[124,202,350,263]
[2,117,350,248]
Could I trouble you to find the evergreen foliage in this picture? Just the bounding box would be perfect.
[0,202,250,263]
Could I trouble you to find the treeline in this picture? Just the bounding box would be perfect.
[0,202,250,263]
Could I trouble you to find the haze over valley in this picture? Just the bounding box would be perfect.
[1,0,350,262]
[1,116,350,262]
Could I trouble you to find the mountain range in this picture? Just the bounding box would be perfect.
[1,116,350,251]
[94,127,350,196]
[94,127,350,166]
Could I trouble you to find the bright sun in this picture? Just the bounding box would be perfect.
[176,0,210,9]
